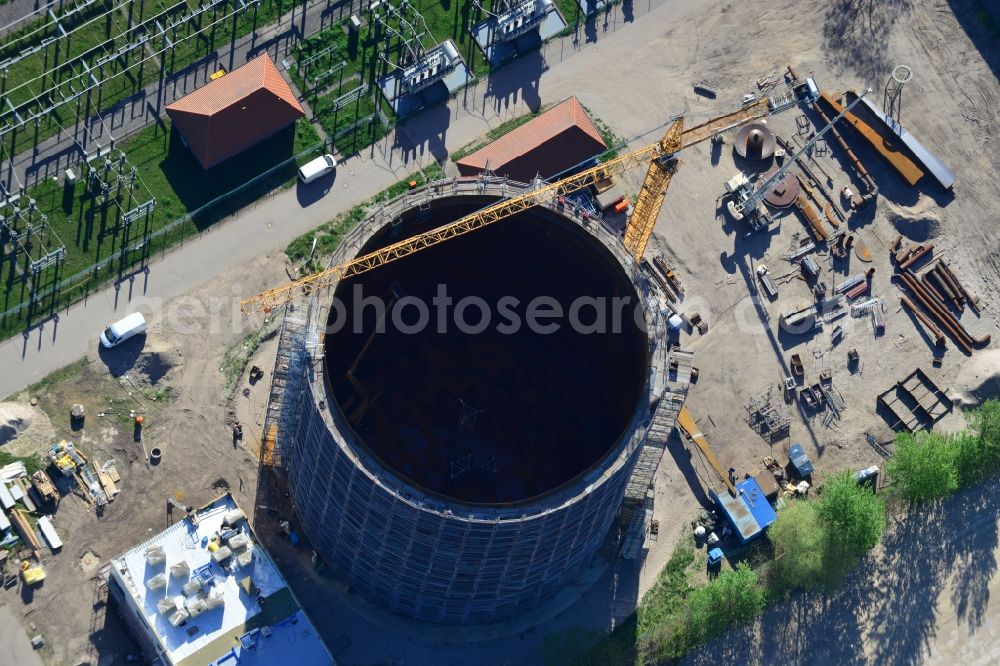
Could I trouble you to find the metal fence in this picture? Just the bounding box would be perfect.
[1,0,672,327]
[0,139,327,322]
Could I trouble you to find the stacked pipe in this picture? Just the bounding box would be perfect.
[920,272,948,304]
[900,243,933,270]
[836,273,865,294]
[933,265,964,306]
[900,296,946,348]
[795,195,828,240]
[898,270,990,352]
[925,267,960,308]
[811,99,878,208]
[940,260,979,311]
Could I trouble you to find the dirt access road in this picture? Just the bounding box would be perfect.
[0,0,998,664]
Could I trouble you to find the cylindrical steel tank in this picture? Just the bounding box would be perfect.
[280,179,662,624]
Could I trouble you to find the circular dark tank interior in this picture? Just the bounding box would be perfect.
[325,196,649,504]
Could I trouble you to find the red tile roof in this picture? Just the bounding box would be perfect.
[166,54,305,169]
[456,97,607,182]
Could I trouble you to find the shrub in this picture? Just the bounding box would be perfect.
[685,563,765,644]
[766,499,829,593]
[886,431,959,503]
[816,471,886,556]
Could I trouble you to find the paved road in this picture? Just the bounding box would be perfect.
[0,156,412,399]
[0,0,672,400]
[0,606,44,666]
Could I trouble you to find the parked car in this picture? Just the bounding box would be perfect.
[100,312,146,348]
[298,154,337,184]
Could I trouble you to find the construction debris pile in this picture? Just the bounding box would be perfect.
[49,440,121,509]
[0,461,62,588]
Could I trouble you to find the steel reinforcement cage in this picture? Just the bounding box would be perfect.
[275,175,670,624]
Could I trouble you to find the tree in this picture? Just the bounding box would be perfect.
[886,431,959,502]
[766,499,829,593]
[953,430,988,487]
[965,399,1000,480]
[969,399,1000,447]
[685,562,765,644]
[816,471,886,556]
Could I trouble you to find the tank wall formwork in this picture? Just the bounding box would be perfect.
[278,176,670,624]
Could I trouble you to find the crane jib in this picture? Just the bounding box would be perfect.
[241,97,793,315]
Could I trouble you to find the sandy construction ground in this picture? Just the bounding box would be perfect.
[0,0,998,664]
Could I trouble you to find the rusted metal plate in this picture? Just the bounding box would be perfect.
[762,168,800,208]
[855,237,873,262]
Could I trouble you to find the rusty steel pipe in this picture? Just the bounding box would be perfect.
[940,260,979,310]
[926,269,958,302]
[900,296,946,348]
[900,272,974,352]
[903,271,962,335]
[905,271,989,348]
[909,268,949,313]
[811,100,879,206]
[933,265,965,306]
[900,243,934,270]
[928,268,962,308]
[920,272,948,304]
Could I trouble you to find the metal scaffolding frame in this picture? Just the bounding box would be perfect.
[0,191,65,274]
[745,386,790,442]
[620,348,692,560]
[269,176,670,624]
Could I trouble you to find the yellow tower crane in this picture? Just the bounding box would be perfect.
[240,99,774,315]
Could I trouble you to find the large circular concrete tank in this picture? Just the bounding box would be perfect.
[282,181,659,624]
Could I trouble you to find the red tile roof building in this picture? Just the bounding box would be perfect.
[165,54,305,169]
[456,97,607,182]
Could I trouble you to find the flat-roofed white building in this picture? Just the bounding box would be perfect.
[108,494,333,666]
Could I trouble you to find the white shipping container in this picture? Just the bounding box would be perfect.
[0,483,13,510]
[37,516,63,550]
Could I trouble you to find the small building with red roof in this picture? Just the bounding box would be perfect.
[165,54,305,169]
[456,96,607,182]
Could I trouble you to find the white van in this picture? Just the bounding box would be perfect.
[298,154,337,184]
[100,312,147,348]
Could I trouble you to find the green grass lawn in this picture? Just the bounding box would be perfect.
[0,116,322,339]
[2,0,301,154]
[7,0,584,158]
[0,0,596,337]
